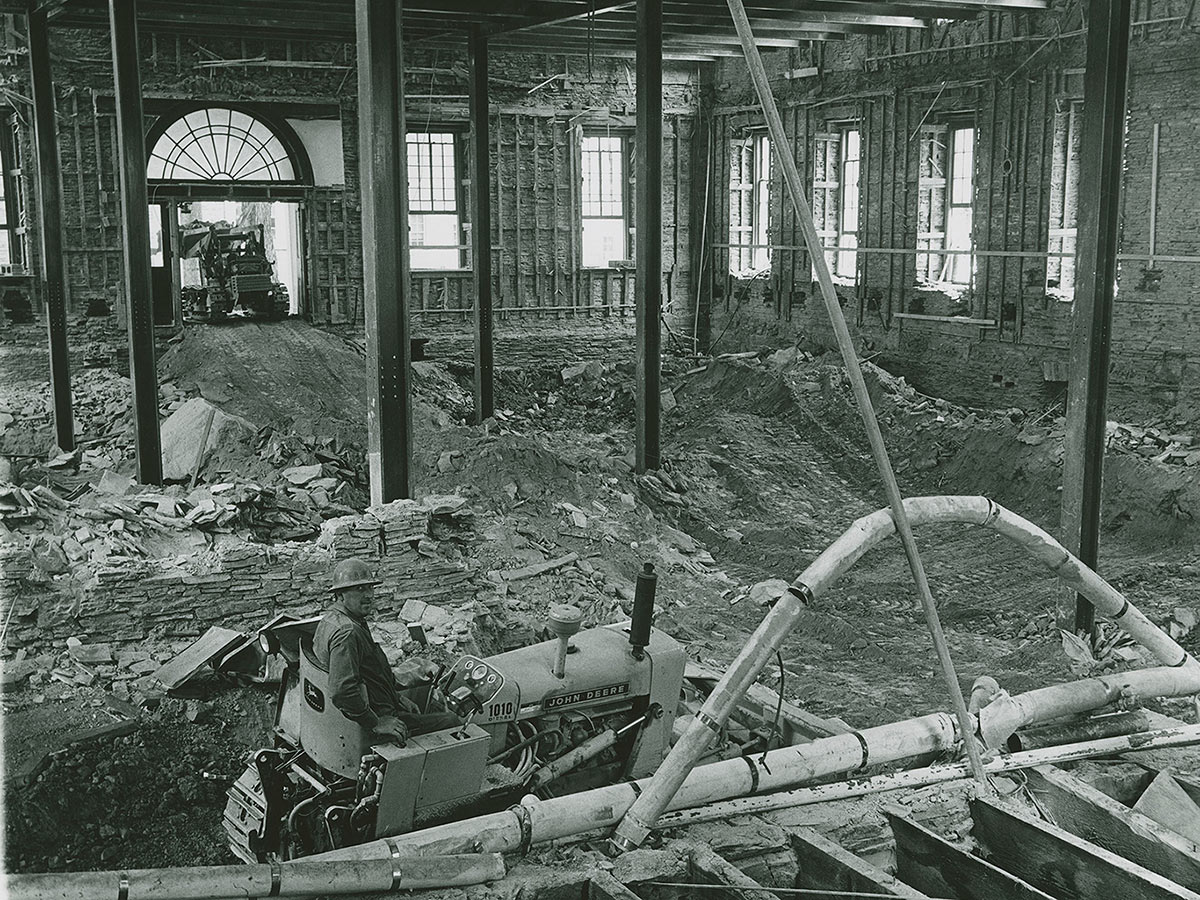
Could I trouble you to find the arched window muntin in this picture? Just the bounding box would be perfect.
[146,103,312,186]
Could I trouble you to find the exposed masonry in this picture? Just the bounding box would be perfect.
[708,0,1200,418]
[3,5,1200,416]
[0,499,481,650]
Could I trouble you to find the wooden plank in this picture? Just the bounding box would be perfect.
[970,795,1200,900]
[1026,765,1200,887]
[888,811,1054,900]
[588,871,644,900]
[1135,771,1200,845]
[791,827,932,899]
[151,625,245,690]
[688,843,781,900]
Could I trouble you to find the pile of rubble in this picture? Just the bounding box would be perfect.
[1108,423,1200,466]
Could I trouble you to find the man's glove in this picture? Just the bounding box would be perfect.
[373,714,410,746]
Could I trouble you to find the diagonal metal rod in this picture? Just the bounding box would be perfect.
[723,0,988,788]
[610,2,989,854]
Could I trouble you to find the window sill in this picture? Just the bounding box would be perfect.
[894,312,997,327]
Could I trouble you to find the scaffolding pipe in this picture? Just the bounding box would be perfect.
[609,0,988,853]
[7,854,507,900]
[309,496,1199,865]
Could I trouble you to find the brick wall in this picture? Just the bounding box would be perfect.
[706,0,1200,418]
[7,22,701,336]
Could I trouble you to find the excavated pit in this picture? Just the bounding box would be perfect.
[4,319,1200,881]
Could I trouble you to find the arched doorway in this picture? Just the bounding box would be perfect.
[145,104,313,324]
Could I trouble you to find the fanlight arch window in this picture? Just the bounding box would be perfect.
[147,107,299,182]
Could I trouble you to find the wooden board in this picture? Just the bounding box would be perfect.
[790,827,932,899]
[589,871,647,900]
[1135,771,1200,845]
[1026,765,1200,887]
[688,843,782,900]
[150,625,245,689]
[970,796,1200,900]
[887,811,1055,900]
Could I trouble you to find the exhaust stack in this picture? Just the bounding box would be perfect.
[548,604,583,679]
[630,562,656,660]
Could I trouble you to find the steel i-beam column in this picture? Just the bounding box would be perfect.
[109,0,162,484]
[356,0,414,503]
[28,9,74,452]
[469,26,494,422]
[1061,0,1132,637]
[635,0,663,473]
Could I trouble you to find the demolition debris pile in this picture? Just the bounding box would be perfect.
[4,319,1200,875]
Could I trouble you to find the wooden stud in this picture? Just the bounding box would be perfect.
[970,796,1200,900]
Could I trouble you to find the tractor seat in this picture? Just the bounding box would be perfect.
[297,638,370,779]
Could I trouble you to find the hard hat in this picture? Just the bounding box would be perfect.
[331,558,381,592]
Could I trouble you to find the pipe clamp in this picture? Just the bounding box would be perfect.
[386,837,404,889]
[117,874,129,900]
[268,860,282,897]
[510,802,534,853]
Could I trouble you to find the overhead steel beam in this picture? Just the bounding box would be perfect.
[357,0,414,503]
[1060,0,1132,637]
[109,0,162,485]
[469,25,494,423]
[635,0,662,474]
[27,7,74,452]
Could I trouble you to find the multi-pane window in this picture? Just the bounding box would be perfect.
[1047,100,1081,296]
[581,134,628,268]
[812,133,840,275]
[729,132,770,273]
[837,128,861,279]
[406,131,462,270]
[812,127,860,281]
[0,113,24,273]
[147,107,297,181]
[916,123,974,285]
[945,125,975,284]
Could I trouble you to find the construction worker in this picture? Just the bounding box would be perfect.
[313,557,458,745]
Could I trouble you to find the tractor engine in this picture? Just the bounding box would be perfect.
[225,582,685,862]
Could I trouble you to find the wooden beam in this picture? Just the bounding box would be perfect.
[888,810,1055,899]
[109,0,162,485]
[1026,765,1200,886]
[588,871,644,900]
[634,0,662,474]
[357,0,414,502]
[27,7,74,452]
[468,25,493,422]
[791,828,932,899]
[1060,0,1132,635]
[970,796,1200,900]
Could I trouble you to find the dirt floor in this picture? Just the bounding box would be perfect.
[3,315,1200,875]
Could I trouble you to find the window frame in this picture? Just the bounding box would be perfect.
[943,122,976,286]
[729,130,771,274]
[580,130,632,269]
[0,111,25,274]
[1046,99,1082,297]
[406,127,467,271]
[836,125,861,281]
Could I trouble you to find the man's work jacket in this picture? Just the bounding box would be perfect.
[312,603,402,730]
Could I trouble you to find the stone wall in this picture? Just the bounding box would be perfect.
[2,499,484,651]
